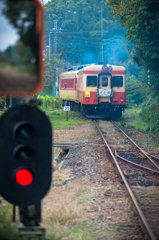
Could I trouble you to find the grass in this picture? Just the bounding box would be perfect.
[53,169,70,186]
[0,111,4,116]
[46,223,118,240]
[0,204,27,240]
[116,107,159,148]
[119,108,154,132]
[78,191,92,204]
[42,167,124,240]
[42,178,89,238]
[39,107,91,130]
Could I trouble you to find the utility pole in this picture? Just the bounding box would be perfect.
[49,32,51,61]
[48,21,61,97]
[101,6,104,62]
[52,20,61,97]
[53,20,58,98]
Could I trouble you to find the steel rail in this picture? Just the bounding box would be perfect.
[95,121,156,240]
[115,150,159,175]
[112,121,159,171]
[145,151,159,161]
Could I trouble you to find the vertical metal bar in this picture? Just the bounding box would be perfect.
[49,32,51,61]
[56,66,58,95]
[101,6,103,62]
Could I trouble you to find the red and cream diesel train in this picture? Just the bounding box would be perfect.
[59,62,126,118]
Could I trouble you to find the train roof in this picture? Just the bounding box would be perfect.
[78,63,126,72]
[60,63,126,78]
[60,69,78,79]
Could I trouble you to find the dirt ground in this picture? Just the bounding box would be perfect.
[42,120,159,239]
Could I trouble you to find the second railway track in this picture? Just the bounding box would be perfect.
[96,120,159,240]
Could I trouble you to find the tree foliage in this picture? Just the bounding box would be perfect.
[107,0,159,70]
[107,0,159,93]
[126,74,145,107]
[45,0,127,64]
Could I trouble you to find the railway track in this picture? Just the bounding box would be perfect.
[95,120,159,240]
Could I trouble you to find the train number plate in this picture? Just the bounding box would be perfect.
[97,89,113,97]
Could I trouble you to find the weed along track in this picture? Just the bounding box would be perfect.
[97,120,159,239]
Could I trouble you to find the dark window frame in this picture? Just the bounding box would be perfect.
[112,76,123,87]
[101,77,108,87]
[86,76,97,87]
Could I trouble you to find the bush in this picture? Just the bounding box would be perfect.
[140,100,159,133]
[37,95,61,109]
[54,96,61,109]
[0,208,26,240]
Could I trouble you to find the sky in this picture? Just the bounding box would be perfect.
[0,0,51,52]
[42,0,51,4]
[0,2,19,51]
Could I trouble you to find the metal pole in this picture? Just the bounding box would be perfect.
[66,111,68,121]
[56,66,58,95]
[101,6,103,62]
[49,32,51,61]
[53,20,58,97]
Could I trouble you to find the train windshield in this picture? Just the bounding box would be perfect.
[87,76,97,87]
[101,77,108,87]
[113,76,123,87]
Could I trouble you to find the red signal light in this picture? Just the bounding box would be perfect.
[85,98,89,102]
[15,169,33,186]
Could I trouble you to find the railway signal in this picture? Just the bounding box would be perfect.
[0,0,51,233]
[0,104,52,207]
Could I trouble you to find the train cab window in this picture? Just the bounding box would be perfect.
[87,76,97,87]
[101,77,108,87]
[113,76,123,87]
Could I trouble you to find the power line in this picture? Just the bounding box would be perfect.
[57,42,101,50]
[58,39,99,45]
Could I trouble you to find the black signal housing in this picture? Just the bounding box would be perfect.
[0,104,52,207]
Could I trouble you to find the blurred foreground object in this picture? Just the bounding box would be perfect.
[0,0,44,96]
[0,104,52,206]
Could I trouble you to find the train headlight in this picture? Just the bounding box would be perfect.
[108,65,112,71]
[102,64,108,71]
[102,64,112,71]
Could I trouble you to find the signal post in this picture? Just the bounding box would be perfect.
[0,0,51,239]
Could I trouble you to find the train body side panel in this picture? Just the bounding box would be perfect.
[59,70,78,102]
[77,72,83,104]
[60,89,76,101]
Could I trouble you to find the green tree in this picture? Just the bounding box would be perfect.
[107,0,159,96]
[126,74,146,107]
[45,0,127,64]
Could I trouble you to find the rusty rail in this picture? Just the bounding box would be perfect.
[115,150,159,175]
[95,120,156,240]
[112,121,159,171]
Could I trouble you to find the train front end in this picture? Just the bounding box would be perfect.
[80,63,126,119]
